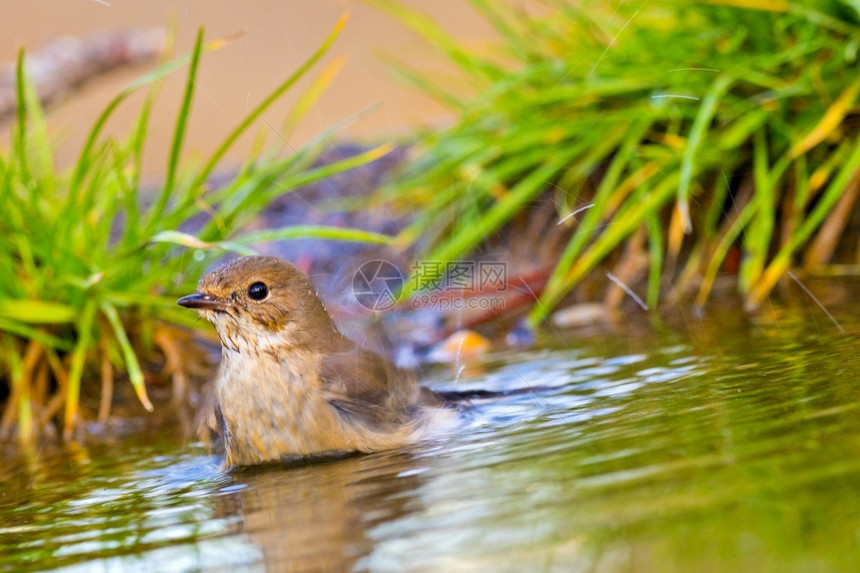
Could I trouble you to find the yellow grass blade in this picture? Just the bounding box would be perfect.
[790,77,860,159]
[698,0,789,11]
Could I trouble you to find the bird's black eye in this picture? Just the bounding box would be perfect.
[247,281,268,301]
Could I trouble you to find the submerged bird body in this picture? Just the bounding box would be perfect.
[179,256,444,468]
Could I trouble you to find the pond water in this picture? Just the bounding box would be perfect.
[1,298,858,572]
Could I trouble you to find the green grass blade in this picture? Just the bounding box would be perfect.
[0,300,77,324]
[746,136,860,308]
[69,31,239,200]
[677,74,733,233]
[234,225,394,246]
[0,320,73,351]
[13,49,30,183]
[64,300,97,439]
[100,302,153,412]
[183,14,350,205]
[148,28,205,227]
[645,207,664,308]
[150,230,256,256]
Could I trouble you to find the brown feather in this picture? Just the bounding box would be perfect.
[320,348,420,431]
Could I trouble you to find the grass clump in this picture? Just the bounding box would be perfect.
[0,16,393,441]
[373,0,860,324]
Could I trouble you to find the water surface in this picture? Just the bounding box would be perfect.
[1,300,859,572]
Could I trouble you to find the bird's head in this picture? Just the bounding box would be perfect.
[178,256,340,353]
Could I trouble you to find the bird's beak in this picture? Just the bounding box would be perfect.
[177,292,226,311]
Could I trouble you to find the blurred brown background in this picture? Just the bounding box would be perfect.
[0,0,502,179]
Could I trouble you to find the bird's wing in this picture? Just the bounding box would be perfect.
[319,348,410,429]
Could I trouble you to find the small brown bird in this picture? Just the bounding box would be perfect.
[178,256,452,468]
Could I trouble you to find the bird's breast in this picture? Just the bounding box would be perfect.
[216,348,339,466]
[213,347,440,467]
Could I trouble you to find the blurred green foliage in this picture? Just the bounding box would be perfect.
[373,0,860,323]
[0,17,392,441]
